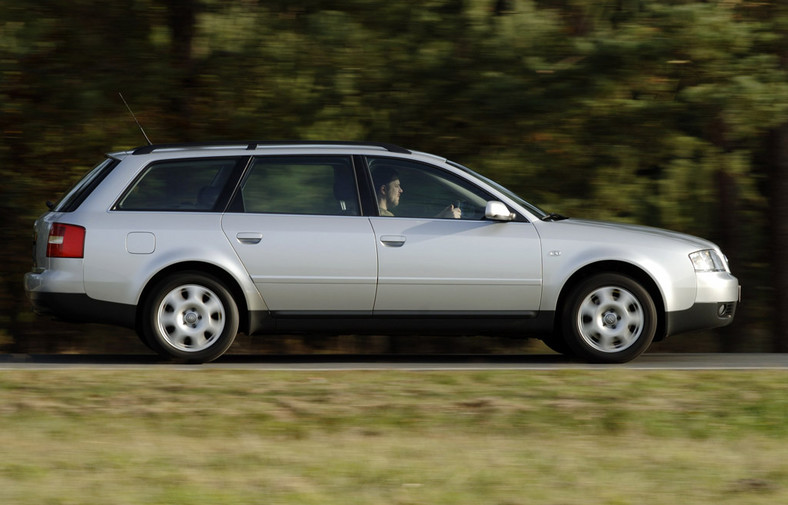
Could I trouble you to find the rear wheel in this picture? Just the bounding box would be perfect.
[142,272,239,363]
[562,273,656,363]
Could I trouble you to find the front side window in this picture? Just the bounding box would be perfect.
[367,157,491,220]
[116,157,240,211]
[448,160,546,219]
[237,156,358,216]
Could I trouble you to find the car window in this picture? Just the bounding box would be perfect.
[237,156,358,216]
[115,157,239,211]
[54,157,120,212]
[366,157,491,219]
[447,160,545,219]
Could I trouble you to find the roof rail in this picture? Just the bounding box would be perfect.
[131,140,411,155]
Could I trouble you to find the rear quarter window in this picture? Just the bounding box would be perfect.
[115,157,243,211]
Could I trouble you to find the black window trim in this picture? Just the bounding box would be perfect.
[353,155,378,217]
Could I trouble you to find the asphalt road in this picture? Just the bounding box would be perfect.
[0,353,786,370]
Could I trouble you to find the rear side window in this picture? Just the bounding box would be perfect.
[115,158,242,211]
[54,158,120,212]
[236,156,359,216]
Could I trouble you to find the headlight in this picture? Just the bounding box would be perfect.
[689,249,726,272]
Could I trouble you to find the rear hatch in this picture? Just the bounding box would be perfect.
[31,157,120,270]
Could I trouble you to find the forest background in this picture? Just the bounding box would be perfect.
[1,0,786,354]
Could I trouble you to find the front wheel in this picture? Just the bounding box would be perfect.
[141,272,239,363]
[562,273,657,363]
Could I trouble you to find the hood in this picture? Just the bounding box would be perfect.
[544,218,719,252]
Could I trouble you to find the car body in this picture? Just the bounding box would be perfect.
[24,141,740,363]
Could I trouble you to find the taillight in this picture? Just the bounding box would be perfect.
[47,223,86,258]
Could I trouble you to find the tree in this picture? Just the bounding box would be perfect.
[2,0,787,353]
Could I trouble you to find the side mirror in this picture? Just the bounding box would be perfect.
[485,201,515,221]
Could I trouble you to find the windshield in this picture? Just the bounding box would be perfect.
[447,160,549,219]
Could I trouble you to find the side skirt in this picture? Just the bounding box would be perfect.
[248,310,555,337]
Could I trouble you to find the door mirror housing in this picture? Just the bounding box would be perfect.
[485,201,515,221]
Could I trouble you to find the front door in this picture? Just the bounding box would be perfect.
[370,217,542,312]
[366,157,542,314]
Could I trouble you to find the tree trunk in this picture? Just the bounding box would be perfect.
[163,0,198,137]
[770,122,788,353]
[715,167,740,352]
[768,2,788,353]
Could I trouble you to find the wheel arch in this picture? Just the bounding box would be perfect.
[135,261,251,335]
[553,261,667,342]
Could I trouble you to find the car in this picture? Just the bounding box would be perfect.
[24,140,740,363]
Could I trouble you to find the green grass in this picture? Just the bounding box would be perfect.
[0,370,785,504]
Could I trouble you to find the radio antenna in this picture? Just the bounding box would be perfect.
[119,92,152,145]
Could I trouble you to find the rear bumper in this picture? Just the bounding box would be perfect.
[25,274,136,329]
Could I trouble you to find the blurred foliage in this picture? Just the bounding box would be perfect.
[1,0,787,352]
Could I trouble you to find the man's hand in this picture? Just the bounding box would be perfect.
[438,204,461,219]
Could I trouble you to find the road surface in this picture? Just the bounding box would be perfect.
[0,353,785,370]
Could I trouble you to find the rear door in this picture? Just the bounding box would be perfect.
[221,155,378,313]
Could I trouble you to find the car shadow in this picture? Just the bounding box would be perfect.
[0,352,576,366]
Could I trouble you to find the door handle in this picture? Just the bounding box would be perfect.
[380,235,406,247]
[236,232,263,244]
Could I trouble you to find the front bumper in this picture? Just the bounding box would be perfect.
[665,299,738,336]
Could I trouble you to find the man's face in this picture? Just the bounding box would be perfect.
[385,179,403,208]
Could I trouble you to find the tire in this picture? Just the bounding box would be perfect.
[562,273,657,363]
[142,272,239,363]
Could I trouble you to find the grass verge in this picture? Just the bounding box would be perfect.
[0,369,785,504]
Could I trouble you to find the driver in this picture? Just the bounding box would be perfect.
[373,166,460,219]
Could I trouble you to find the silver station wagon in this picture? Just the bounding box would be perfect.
[25,141,740,363]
